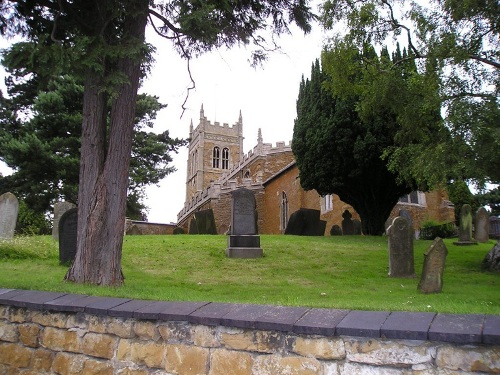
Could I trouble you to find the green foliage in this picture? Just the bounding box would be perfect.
[419,220,457,240]
[320,0,500,187]
[0,235,498,314]
[476,186,500,216]
[293,52,419,235]
[16,201,51,235]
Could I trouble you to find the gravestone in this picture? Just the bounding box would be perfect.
[330,225,342,236]
[475,207,490,243]
[353,219,362,235]
[418,237,448,293]
[194,209,217,234]
[341,210,354,235]
[188,217,198,234]
[387,216,415,278]
[173,227,185,235]
[226,188,262,258]
[399,209,414,238]
[490,217,500,240]
[0,192,19,239]
[481,241,500,272]
[58,207,78,265]
[285,208,326,236]
[52,202,76,240]
[454,204,477,245]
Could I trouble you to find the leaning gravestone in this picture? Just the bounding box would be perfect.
[475,207,490,243]
[454,204,477,245]
[226,188,262,258]
[387,216,415,278]
[482,241,500,272]
[418,237,448,293]
[58,207,78,265]
[0,192,19,239]
[341,210,354,235]
[52,201,76,240]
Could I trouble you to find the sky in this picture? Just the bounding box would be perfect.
[0,9,327,224]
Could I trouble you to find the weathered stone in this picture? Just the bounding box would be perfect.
[252,354,321,375]
[0,192,19,239]
[8,307,28,323]
[436,345,500,373]
[31,348,54,372]
[165,344,209,375]
[418,238,448,294]
[285,208,325,236]
[0,320,18,342]
[344,338,436,366]
[52,201,76,240]
[158,321,192,342]
[116,368,149,375]
[387,216,415,278]
[482,241,500,272]
[41,326,81,352]
[193,209,218,234]
[106,317,134,338]
[88,315,108,333]
[65,313,89,330]
[18,323,40,347]
[209,348,253,375]
[475,207,490,242]
[82,332,117,359]
[192,325,220,347]
[117,339,166,368]
[134,320,159,340]
[31,310,68,328]
[290,336,345,360]
[454,204,477,245]
[221,328,283,353]
[82,358,114,375]
[58,207,78,265]
[342,362,406,375]
[330,224,342,236]
[52,352,84,375]
[0,342,32,367]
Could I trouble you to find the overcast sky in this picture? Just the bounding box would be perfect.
[0,11,327,224]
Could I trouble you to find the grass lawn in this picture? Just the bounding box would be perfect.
[0,234,498,315]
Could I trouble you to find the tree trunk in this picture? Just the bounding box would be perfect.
[65,1,149,286]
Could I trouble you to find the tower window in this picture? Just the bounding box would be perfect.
[212,147,220,168]
[222,147,229,169]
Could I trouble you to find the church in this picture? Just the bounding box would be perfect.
[176,106,455,235]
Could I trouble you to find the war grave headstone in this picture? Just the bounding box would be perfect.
[52,201,76,240]
[475,207,490,243]
[330,224,342,236]
[453,204,477,245]
[0,192,19,239]
[387,216,415,278]
[226,188,263,258]
[284,208,326,236]
[58,207,78,265]
[418,237,448,293]
[341,210,354,235]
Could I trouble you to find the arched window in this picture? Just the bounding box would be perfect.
[222,147,229,169]
[212,147,220,168]
[244,170,250,179]
[280,191,288,233]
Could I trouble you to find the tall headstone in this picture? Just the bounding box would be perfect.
[454,204,477,245]
[475,207,490,243]
[58,207,78,265]
[52,202,76,240]
[387,216,415,278]
[226,188,262,258]
[341,210,354,235]
[0,192,19,239]
[418,237,448,293]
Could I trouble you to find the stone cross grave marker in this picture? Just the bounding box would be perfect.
[454,204,477,245]
[418,237,448,293]
[58,207,78,265]
[387,216,415,278]
[341,210,354,235]
[52,201,76,240]
[475,207,490,243]
[226,188,262,258]
[0,192,19,239]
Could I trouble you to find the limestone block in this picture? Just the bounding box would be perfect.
[106,317,134,338]
[82,332,118,359]
[82,358,114,375]
[18,323,40,347]
[342,362,407,374]
[208,348,253,375]
[117,339,166,368]
[0,306,9,320]
[9,307,28,323]
[436,345,500,373]
[323,362,341,375]
[193,325,220,348]
[221,328,283,353]
[252,354,322,375]
[88,315,108,333]
[41,326,81,353]
[66,312,89,330]
[31,311,68,328]
[0,342,33,367]
[52,352,85,375]
[158,321,192,343]
[0,320,19,342]
[134,320,159,340]
[290,336,345,360]
[345,338,436,366]
[165,343,209,375]
[31,348,54,372]
[116,368,149,375]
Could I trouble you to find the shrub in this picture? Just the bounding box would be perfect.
[419,220,457,240]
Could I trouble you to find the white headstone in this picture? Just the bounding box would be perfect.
[0,192,19,239]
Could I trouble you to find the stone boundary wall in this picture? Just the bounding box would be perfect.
[0,289,499,374]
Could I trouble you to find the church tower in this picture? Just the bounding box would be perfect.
[185,105,244,201]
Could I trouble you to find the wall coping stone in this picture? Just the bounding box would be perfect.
[1,288,498,345]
